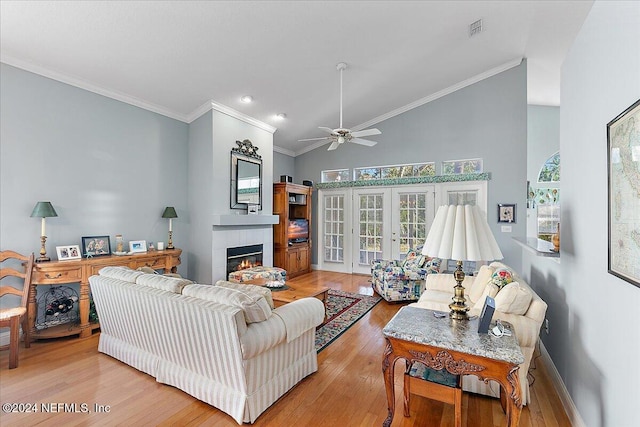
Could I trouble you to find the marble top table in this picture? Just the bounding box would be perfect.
[382,306,525,427]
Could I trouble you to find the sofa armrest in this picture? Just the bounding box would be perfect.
[273,297,325,343]
[240,314,287,359]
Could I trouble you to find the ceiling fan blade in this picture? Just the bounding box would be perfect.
[298,136,331,142]
[351,128,381,138]
[318,126,336,134]
[351,138,378,147]
[327,140,340,151]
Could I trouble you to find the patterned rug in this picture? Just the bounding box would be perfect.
[315,289,382,353]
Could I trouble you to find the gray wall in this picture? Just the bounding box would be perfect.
[524,2,640,426]
[295,62,528,269]
[527,105,560,185]
[187,111,214,281]
[0,64,189,274]
[273,151,296,182]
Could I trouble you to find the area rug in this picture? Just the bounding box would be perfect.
[315,289,382,353]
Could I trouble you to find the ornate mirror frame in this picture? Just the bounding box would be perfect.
[231,139,262,210]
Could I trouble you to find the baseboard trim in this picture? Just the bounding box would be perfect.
[539,341,585,427]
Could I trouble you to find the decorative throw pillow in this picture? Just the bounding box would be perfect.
[182,284,272,324]
[490,268,514,290]
[136,274,192,294]
[99,266,144,283]
[423,257,442,274]
[215,280,275,309]
[494,282,533,315]
[402,247,426,270]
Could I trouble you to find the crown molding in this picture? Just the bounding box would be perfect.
[351,57,524,132]
[273,145,296,157]
[1,56,190,122]
[1,56,276,134]
[187,100,277,134]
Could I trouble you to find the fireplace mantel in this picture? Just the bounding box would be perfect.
[212,214,279,227]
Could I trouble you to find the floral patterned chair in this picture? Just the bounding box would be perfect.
[371,246,441,302]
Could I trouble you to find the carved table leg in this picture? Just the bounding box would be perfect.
[503,366,523,427]
[382,339,397,427]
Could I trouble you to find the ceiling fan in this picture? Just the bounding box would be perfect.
[299,62,381,151]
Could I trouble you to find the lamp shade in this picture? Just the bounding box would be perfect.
[422,205,503,262]
[30,201,58,218]
[162,206,178,219]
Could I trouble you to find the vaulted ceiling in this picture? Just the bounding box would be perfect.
[0,1,592,155]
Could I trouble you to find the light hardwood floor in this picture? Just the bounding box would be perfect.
[0,271,570,426]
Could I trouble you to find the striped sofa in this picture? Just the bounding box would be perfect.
[90,267,325,424]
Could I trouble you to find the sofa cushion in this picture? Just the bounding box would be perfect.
[467,265,495,304]
[423,257,442,274]
[494,282,533,315]
[136,274,192,294]
[215,280,275,309]
[182,284,272,324]
[99,266,144,283]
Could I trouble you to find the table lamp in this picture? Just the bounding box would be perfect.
[30,201,58,262]
[162,207,177,249]
[422,204,503,320]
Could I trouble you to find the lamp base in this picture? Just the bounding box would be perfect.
[35,256,51,263]
[167,230,174,250]
[449,260,469,320]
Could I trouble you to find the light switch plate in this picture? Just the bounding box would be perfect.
[501,225,512,233]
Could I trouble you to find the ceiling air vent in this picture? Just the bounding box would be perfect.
[469,19,483,37]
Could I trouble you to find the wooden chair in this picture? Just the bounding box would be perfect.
[0,251,34,369]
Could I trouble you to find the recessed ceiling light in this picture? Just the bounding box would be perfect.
[240,95,253,103]
[275,113,287,120]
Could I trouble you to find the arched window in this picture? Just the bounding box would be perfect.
[538,152,560,183]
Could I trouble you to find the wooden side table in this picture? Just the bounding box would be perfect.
[382,306,524,427]
[29,249,181,340]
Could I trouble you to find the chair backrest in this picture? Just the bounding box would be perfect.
[0,251,35,309]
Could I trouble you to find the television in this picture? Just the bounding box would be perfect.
[288,219,309,243]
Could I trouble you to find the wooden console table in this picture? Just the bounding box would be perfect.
[29,249,181,340]
[382,306,524,427]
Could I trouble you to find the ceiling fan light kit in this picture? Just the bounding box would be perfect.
[298,62,381,151]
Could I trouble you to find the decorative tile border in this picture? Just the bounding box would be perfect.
[316,172,491,189]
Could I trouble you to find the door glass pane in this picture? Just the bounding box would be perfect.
[323,195,344,262]
[358,194,383,265]
[398,193,428,257]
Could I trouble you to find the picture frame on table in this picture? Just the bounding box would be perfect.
[497,204,516,223]
[56,245,82,261]
[607,98,640,288]
[129,240,147,253]
[81,236,111,258]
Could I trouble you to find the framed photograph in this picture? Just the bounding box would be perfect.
[81,236,111,258]
[607,98,640,288]
[497,204,516,223]
[129,240,147,253]
[56,245,81,261]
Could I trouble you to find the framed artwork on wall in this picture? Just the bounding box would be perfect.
[607,98,640,288]
[81,236,111,258]
[497,204,516,223]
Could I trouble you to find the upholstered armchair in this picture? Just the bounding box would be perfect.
[371,246,441,302]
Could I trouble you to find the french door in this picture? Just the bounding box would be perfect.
[351,185,435,274]
[318,181,486,274]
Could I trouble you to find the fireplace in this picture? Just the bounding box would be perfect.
[226,244,263,277]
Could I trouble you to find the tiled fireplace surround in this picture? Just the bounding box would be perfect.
[212,224,274,281]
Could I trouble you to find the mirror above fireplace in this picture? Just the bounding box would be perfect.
[231,139,262,210]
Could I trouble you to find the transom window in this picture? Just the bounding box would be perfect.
[353,163,435,181]
[442,158,483,175]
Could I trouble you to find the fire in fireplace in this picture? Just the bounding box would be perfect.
[226,244,263,277]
